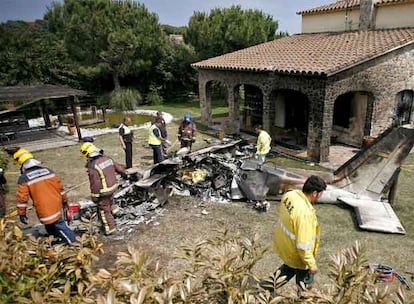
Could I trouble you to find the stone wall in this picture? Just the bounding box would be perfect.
[196,45,414,162]
[326,45,414,137]
[197,69,328,161]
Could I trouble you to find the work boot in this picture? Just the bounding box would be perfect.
[111,205,120,217]
[104,227,117,236]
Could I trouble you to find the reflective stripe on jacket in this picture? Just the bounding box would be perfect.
[273,189,320,270]
[17,166,67,225]
[87,155,124,197]
[257,130,271,155]
[148,124,162,145]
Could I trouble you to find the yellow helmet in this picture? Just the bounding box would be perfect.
[13,148,33,166]
[80,142,103,158]
[80,142,97,158]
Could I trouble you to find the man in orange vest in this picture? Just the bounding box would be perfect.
[13,148,77,245]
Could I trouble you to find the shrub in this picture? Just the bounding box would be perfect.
[0,218,102,303]
[109,88,142,111]
[95,231,413,304]
[1,220,412,303]
[146,85,164,105]
[0,148,9,170]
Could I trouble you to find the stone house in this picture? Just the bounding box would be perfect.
[192,0,414,162]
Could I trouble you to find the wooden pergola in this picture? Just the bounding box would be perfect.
[0,85,88,141]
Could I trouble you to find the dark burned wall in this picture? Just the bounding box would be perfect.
[197,69,328,162]
[326,45,414,137]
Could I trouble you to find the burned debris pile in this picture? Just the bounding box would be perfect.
[170,151,240,202]
[94,140,262,231]
[116,140,252,205]
[71,139,302,234]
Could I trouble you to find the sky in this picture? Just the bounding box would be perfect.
[0,0,334,34]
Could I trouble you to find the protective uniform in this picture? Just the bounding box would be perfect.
[148,124,163,164]
[80,143,125,235]
[256,130,271,155]
[14,148,77,244]
[178,113,196,151]
[151,113,168,156]
[119,123,133,168]
[273,189,320,270]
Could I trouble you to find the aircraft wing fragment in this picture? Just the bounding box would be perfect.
[338,197,406,234]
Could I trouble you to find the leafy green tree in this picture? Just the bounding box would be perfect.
[161,24,187,35]
[0,20,75,86]
[185,5,278,60]
[154,40,197,97]
[46,0,166,91]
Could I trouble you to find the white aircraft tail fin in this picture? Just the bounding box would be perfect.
[333,124,414,201]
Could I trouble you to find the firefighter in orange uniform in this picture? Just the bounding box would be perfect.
[80,142,125,235]
[13,148,77,244]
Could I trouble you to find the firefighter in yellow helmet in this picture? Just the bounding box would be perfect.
[12,147,77,244]
[80,142,125,235]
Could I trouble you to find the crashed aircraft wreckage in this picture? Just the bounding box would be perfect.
[59,124,413,236]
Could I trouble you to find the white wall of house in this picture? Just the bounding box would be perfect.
[301,2,414,33]
[301,9,359,33]
[375,3,414,29]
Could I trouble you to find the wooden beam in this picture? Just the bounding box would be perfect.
[70,96,82,141]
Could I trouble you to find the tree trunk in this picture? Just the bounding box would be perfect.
[113,72,120,90]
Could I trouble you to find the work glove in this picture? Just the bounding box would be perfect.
[19,215,28,225]
[165,139,172,146]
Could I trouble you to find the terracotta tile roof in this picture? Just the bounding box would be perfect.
[298,0,414,15]
[192,28,414,76]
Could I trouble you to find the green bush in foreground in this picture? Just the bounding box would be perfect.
[0,219,411,303]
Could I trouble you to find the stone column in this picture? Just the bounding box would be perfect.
[70,96,83,141]
[307,94,330,162]
[262,90,271,132]
[227,84,241,133]
[199,79,212,126]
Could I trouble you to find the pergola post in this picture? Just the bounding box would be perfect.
[40,100,52,128]
[70,96,82,141]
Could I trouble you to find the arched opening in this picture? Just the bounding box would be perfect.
[394,90,414,125]
[332,91,373,147]
[206,80,228,109]
[269,89,309,148]
[240,84,263,131]
[205,80,229,126]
